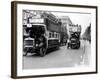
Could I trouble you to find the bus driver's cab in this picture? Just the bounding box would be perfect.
[24,24,47,57]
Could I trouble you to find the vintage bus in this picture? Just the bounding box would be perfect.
[67,24,81,49]
[23,12,62,57]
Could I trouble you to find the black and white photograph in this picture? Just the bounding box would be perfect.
[23,10,91,69]
[11,1,97,78]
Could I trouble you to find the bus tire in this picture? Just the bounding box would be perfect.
[39,47,47,57]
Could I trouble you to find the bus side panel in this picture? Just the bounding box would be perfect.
[46,19,61,33]
[48,39,59,48]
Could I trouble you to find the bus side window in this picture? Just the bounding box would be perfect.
[49,32,52,38]
[55,33,57,38]
[58,34,59,39]
[56,33,58,38]
[54,32,55,38]
[52,32,54,38]
[54,32,57,38]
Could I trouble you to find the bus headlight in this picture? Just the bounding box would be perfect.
[36,44,38,47]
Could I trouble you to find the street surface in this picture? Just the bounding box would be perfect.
[23,40,91,69]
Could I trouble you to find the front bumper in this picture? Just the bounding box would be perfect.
[24,45,40,53]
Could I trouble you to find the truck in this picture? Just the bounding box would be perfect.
[23,12,62,57]
[67,24,81,49]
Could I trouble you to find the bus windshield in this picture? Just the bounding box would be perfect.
[30,25,45,37]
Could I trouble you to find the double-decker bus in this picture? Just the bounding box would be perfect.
[67,24,81,49]
[23,12,62,57]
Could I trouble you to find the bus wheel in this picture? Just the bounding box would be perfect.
[39,47,46,57]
